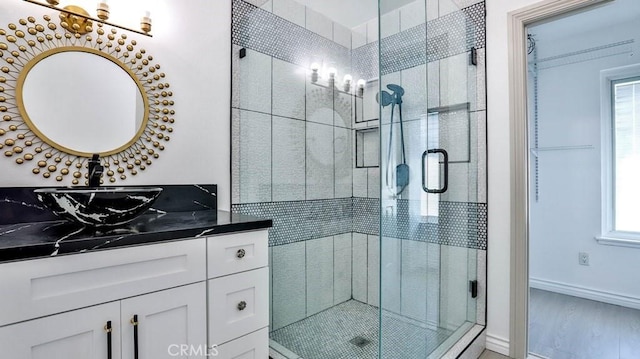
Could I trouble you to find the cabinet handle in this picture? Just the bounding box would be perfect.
[236,249,246,259]
[131,315,139,359]
[104,321,112,359]
[237,301,247,311]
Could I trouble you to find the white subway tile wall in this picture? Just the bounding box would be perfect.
[333,233,353,304]
[272,59,306,120]
[306,237,335,315]
[272,241,306,330]
[272,116,306,201]
[272,0,305,27]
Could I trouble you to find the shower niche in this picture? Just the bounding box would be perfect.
[355,78,380,124]
[356,128,379,168]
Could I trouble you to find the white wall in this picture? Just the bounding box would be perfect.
[0,0,231,210]
[529,19,640,302]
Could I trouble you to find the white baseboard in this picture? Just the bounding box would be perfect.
[486,333,509,356]
[528,353,550,359]
[530,277,640,310]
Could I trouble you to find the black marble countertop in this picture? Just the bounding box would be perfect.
[0,210,272,263]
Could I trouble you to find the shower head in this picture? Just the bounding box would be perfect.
[386,84,405,105]
[376,90,394,107]
[386,84,405,97]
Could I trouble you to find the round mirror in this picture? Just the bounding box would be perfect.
[17,48,148,157]
[1,15,174,185]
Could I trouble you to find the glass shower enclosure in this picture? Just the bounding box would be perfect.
[230,0,487,357]
[378,0,486,357]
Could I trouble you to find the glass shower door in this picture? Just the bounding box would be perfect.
[378,0,482,357]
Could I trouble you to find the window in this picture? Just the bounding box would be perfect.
[598,65,640,247]
[611,77,640,233]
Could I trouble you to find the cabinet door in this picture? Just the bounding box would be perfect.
[209,267,269,345]
[121,283,207,359]
[0,301,121,359]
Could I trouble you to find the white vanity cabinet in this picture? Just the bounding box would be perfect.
[207,230,270,359]
[0,228,270,359]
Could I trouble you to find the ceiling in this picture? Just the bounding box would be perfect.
[295,0,416,28]
[528,0,640,40]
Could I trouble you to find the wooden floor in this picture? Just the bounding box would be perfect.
[479,349,510,359]
[528,288,640,359]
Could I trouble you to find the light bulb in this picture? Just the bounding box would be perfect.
[141,10,152,33]
[97,0,110,21]
[310,63,320,83]
[343,74,353,92]
[328,67,337,79]
[357,79,366,96]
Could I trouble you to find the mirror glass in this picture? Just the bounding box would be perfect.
[20,49,146,155]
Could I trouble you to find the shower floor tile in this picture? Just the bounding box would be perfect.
[270,300,452,359]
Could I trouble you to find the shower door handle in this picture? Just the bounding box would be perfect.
[421,149,449,194]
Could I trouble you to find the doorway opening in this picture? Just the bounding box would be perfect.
[512,0,640,358]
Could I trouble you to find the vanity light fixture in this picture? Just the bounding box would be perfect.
[357,79,366,96]
[327,67,337,86]
[140,10,152,34]
[310,62,320,83]
[23,0,153,37]
[343,74,353,92]
[308,63,361,97]
[96,0,109,21]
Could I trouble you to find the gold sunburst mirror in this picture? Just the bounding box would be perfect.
[0,12,174,185]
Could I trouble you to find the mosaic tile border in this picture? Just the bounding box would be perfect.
[353,2,486,79]
[232,198,352,246]
[232,0,485,81]
[353,198,487,250]
[232,0,350,70]
[233,198,487,250]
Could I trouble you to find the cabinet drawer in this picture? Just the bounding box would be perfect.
[209,267,269,345]
[214,328,269,359]
[0,238,206,326]
[207,230,268,278]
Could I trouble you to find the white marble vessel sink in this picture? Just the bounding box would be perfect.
[34,187,163,227]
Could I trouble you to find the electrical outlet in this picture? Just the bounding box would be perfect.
[579,252,589,266]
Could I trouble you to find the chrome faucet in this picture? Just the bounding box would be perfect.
[88,154,103,187]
